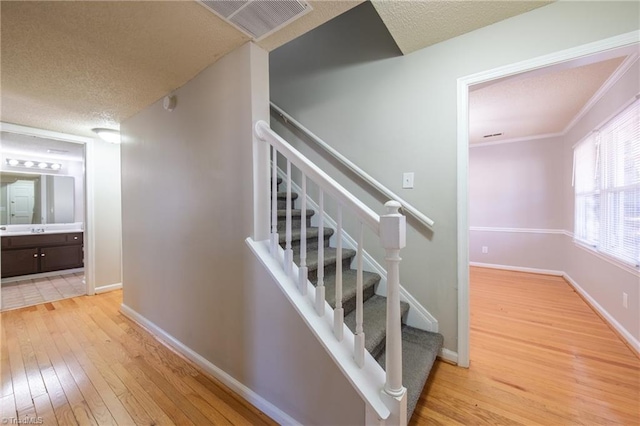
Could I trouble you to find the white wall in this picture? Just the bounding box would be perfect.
[89,139,122,289]
[120,42,364,425]
[269,1,640,352]
[469,136,566,271]
[469,59,640,346]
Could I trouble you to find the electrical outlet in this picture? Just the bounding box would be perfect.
[482,246,489,254]
[402,172,414,189]
[623,292,628,309]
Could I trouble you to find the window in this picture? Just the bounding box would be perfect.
[574,98,640,268]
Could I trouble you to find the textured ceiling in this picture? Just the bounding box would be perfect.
[0,1,360,138]
[469,56,628,145]
[371,0,552,54]
[1,1,249,137]
[1,0,554,138]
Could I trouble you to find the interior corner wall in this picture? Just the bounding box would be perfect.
[269,0,640,351]
[91,139,122,288]
[560,58,640,344]
[119,42,364,425]
[469,58,640,345]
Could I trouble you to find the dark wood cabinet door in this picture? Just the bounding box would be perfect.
[40,246,84,273]
[1,248,39,277]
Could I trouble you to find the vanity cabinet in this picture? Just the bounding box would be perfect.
[1,232,83,278]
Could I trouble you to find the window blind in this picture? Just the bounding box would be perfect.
[574,98,640,267]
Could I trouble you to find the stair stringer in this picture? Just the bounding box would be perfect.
[277,168,439,333]
[246,237,392,423]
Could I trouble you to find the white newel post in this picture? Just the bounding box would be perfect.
[380,201,407,425]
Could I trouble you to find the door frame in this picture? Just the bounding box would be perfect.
[455,31,639,368]
[1,122,98,295]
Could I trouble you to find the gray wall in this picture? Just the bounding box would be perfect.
[120,42,364,425]
[469,60,639,342]
[270,1,640,351]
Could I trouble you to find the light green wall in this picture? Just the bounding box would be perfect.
[270,1,640,351]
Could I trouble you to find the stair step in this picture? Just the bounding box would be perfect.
[376,325,443,420]
[294,248,356,282]
[275,192,299,209]
[276,209,314,231]
[276,208,314,218]
[279,226,334,250]
[322,269,380,316]
[344,295,410,359]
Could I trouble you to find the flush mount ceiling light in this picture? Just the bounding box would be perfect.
[5,159,62,170]
[92,128,121,144]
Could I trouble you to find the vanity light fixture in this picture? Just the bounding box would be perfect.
[92,128,121,144]
[4,159,62,170]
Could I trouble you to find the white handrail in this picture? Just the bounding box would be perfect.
[255,120,408,424]
[255,120,380,234]
[270,102,435,229]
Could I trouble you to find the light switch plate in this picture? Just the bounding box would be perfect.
[402,172,414,189]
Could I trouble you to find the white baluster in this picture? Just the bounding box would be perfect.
[334,204,344,341]
[284,160,293,276]
[298,175,308,295]
[270,145,279,256]
[315,190,325,315]
[380,201,407,401]
[354,222,365,367]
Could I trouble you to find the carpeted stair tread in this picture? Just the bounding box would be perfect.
[276,192,299,200]
[376,325,444,419]
[322,270,380,316]
[293,247,356,272]
[344,295,410,358]
[278,226,334,245]
[277,209,315,218]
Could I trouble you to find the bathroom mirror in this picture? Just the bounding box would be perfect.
[0,172,75,225]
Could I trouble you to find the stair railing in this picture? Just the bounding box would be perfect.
[255,120,408,424]
[270,102,435,230]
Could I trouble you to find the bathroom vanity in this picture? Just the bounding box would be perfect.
[1,231,83,278]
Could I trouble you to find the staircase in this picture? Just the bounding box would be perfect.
[274,177,444,419]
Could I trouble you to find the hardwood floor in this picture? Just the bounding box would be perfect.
[0,290,276,425]
[411,267,640,425]
[2,269,638,425]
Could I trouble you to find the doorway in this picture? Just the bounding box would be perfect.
[455,31,639,367]
[0,128,93,311]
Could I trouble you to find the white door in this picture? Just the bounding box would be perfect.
[8,180,35,224]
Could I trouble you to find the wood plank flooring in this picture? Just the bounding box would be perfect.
[0,290,276,425]
[411,267,640,425]
[2,268,638,425]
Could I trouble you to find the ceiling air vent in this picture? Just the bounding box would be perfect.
[199,0,311,40]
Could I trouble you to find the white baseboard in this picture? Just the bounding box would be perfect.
[438,348,458,365]
[469,262,564,277]
[95,283,122,294]
[119,302,301,426]
[277,168,439,333]
[469,262,639,355]
[562,273,640,354]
